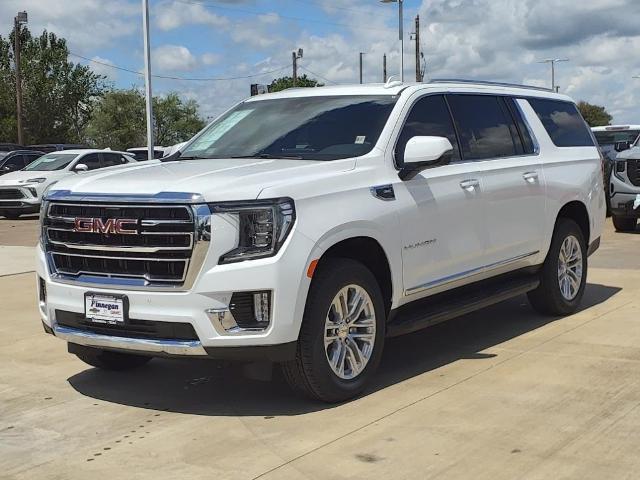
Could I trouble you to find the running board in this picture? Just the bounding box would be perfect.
[386,273,540,338]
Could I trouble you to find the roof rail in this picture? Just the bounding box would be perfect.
[428,78,553,93]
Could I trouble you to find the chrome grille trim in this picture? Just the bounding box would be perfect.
[42,195,211,291]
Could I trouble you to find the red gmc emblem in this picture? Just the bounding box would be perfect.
[74,218,138,235]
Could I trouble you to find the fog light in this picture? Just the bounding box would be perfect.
[28,187,37,197]
[253,292,270,324]
[229,290,271,330]
[38,276,46,303]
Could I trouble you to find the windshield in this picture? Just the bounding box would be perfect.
[24,153,77,171]
[594,130,640,146]
[0,152,7,161]
[180,95,398,161]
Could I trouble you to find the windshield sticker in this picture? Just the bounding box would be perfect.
[189,110,254,151]
[355,136,366,144]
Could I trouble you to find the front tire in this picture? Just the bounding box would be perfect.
[73,345,152,371]
[282,258,386,403]
[528,218,587,316]
[612,215,637,232]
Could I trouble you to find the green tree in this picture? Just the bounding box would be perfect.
[84,89,146,150]
[577,101,612,127]
[85,89,205,150]
[0,27,106,144]
[269,74,323,92]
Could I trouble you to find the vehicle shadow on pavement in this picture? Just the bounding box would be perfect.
[67,283,621,416]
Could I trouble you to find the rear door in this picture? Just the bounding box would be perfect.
[449,94,546,267]
[100,152,129,168]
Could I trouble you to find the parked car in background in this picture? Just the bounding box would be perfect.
[609,137,640,231]
[126,146,166,160]
[592,125,640,214]
[0,150,44,176]
[0,149,137,219]
[0,143,23,152]
[37,80,605,402]
[26,144,89,154]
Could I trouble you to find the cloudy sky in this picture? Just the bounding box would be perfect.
[1,0,639,123]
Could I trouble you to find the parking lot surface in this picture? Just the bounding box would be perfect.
[2,217,640,479]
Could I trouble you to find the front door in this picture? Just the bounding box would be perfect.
[393,94,488,297]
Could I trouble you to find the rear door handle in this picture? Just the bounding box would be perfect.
[523,171,539,183]
[459,179,480,191]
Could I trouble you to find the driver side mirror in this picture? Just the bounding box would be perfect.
[399,136,454,180]
[614,141,631,152]
[74,163,89,172]
[1,165,11,172]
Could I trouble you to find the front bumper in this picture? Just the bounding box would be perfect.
[0,186,40,213]
[36,226,314,360]
[610,174,640,218]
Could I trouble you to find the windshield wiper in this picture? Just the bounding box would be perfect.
[231,153,304,160]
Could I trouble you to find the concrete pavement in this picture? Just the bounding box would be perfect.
[1,218,640,479]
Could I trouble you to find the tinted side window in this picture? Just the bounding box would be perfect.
[78,153,101,170]
[447,95,518,161]
[396,94,460,165]
[528,99,594,147]
[102,153,127,167]
[22,154,40,167]
[4,155,24,169]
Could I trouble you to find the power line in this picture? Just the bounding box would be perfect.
[69,52,290,81]
[172,0,396,34]
[298,65,338,85]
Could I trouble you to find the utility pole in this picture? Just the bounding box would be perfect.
[413,14,422,82]
[383,54,387,83]
[141,0,154,161]
[380,0,404,82]
[538,58,569,92]
[14,11,27,145]
[292,48,303,87]
[359,52,364,84]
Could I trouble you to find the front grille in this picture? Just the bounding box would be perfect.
[55,310,199,341]
[0,189,24,200]
[43,202,197,285]
[627,159,640,186]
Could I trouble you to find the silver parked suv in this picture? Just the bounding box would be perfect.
[610,139,640,231]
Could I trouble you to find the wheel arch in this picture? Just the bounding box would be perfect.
[556,200,590,245]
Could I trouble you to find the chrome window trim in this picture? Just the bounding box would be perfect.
[405,250,539,296]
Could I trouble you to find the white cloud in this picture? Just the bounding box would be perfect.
[201,53,221,66]
[154,1,228,31]
[153,45,198,71]
[89,56,118,81]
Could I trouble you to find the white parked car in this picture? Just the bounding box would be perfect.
[0,149,137,219]
[37,81,605,401]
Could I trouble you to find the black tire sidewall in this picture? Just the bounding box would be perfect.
[300,258,386,402]
[541,219,588,314]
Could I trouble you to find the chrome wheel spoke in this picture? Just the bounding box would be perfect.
[324,284,376,380]
[557,235,583,301]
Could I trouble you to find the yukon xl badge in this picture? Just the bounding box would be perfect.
[404,238,437,250]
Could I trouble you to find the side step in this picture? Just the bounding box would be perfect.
[386,273,540,338]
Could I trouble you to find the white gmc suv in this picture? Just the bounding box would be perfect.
[37,81,606,402]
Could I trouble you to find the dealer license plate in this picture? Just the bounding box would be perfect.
[85,294,125,324]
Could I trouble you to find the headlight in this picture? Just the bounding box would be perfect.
[209,198,295,264]
[19,177,47,184]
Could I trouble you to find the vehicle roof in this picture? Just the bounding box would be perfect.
[245,80,574,103]
[1,149,44,155]
[591,125,640,131]
[43,149,132,156]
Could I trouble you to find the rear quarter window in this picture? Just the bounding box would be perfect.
[528,98,594,147]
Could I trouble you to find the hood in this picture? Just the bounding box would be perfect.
[615,146,640,160]
[0,169,67,186]
[49,158,356,202]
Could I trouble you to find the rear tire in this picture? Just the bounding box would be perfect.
[612,215,637,232]
[73,345,152,371]
[528,218,587,316]
[281,258,386,403]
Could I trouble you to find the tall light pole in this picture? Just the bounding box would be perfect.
[538,58,569,92]
[292,48,303,86]
[142,0,154,161]
[359,52,365,84]
[380,0,404,82]
[14,11,27,145]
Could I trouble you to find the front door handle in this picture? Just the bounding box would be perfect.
[523,171,539,183]
[459,179,480,191]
